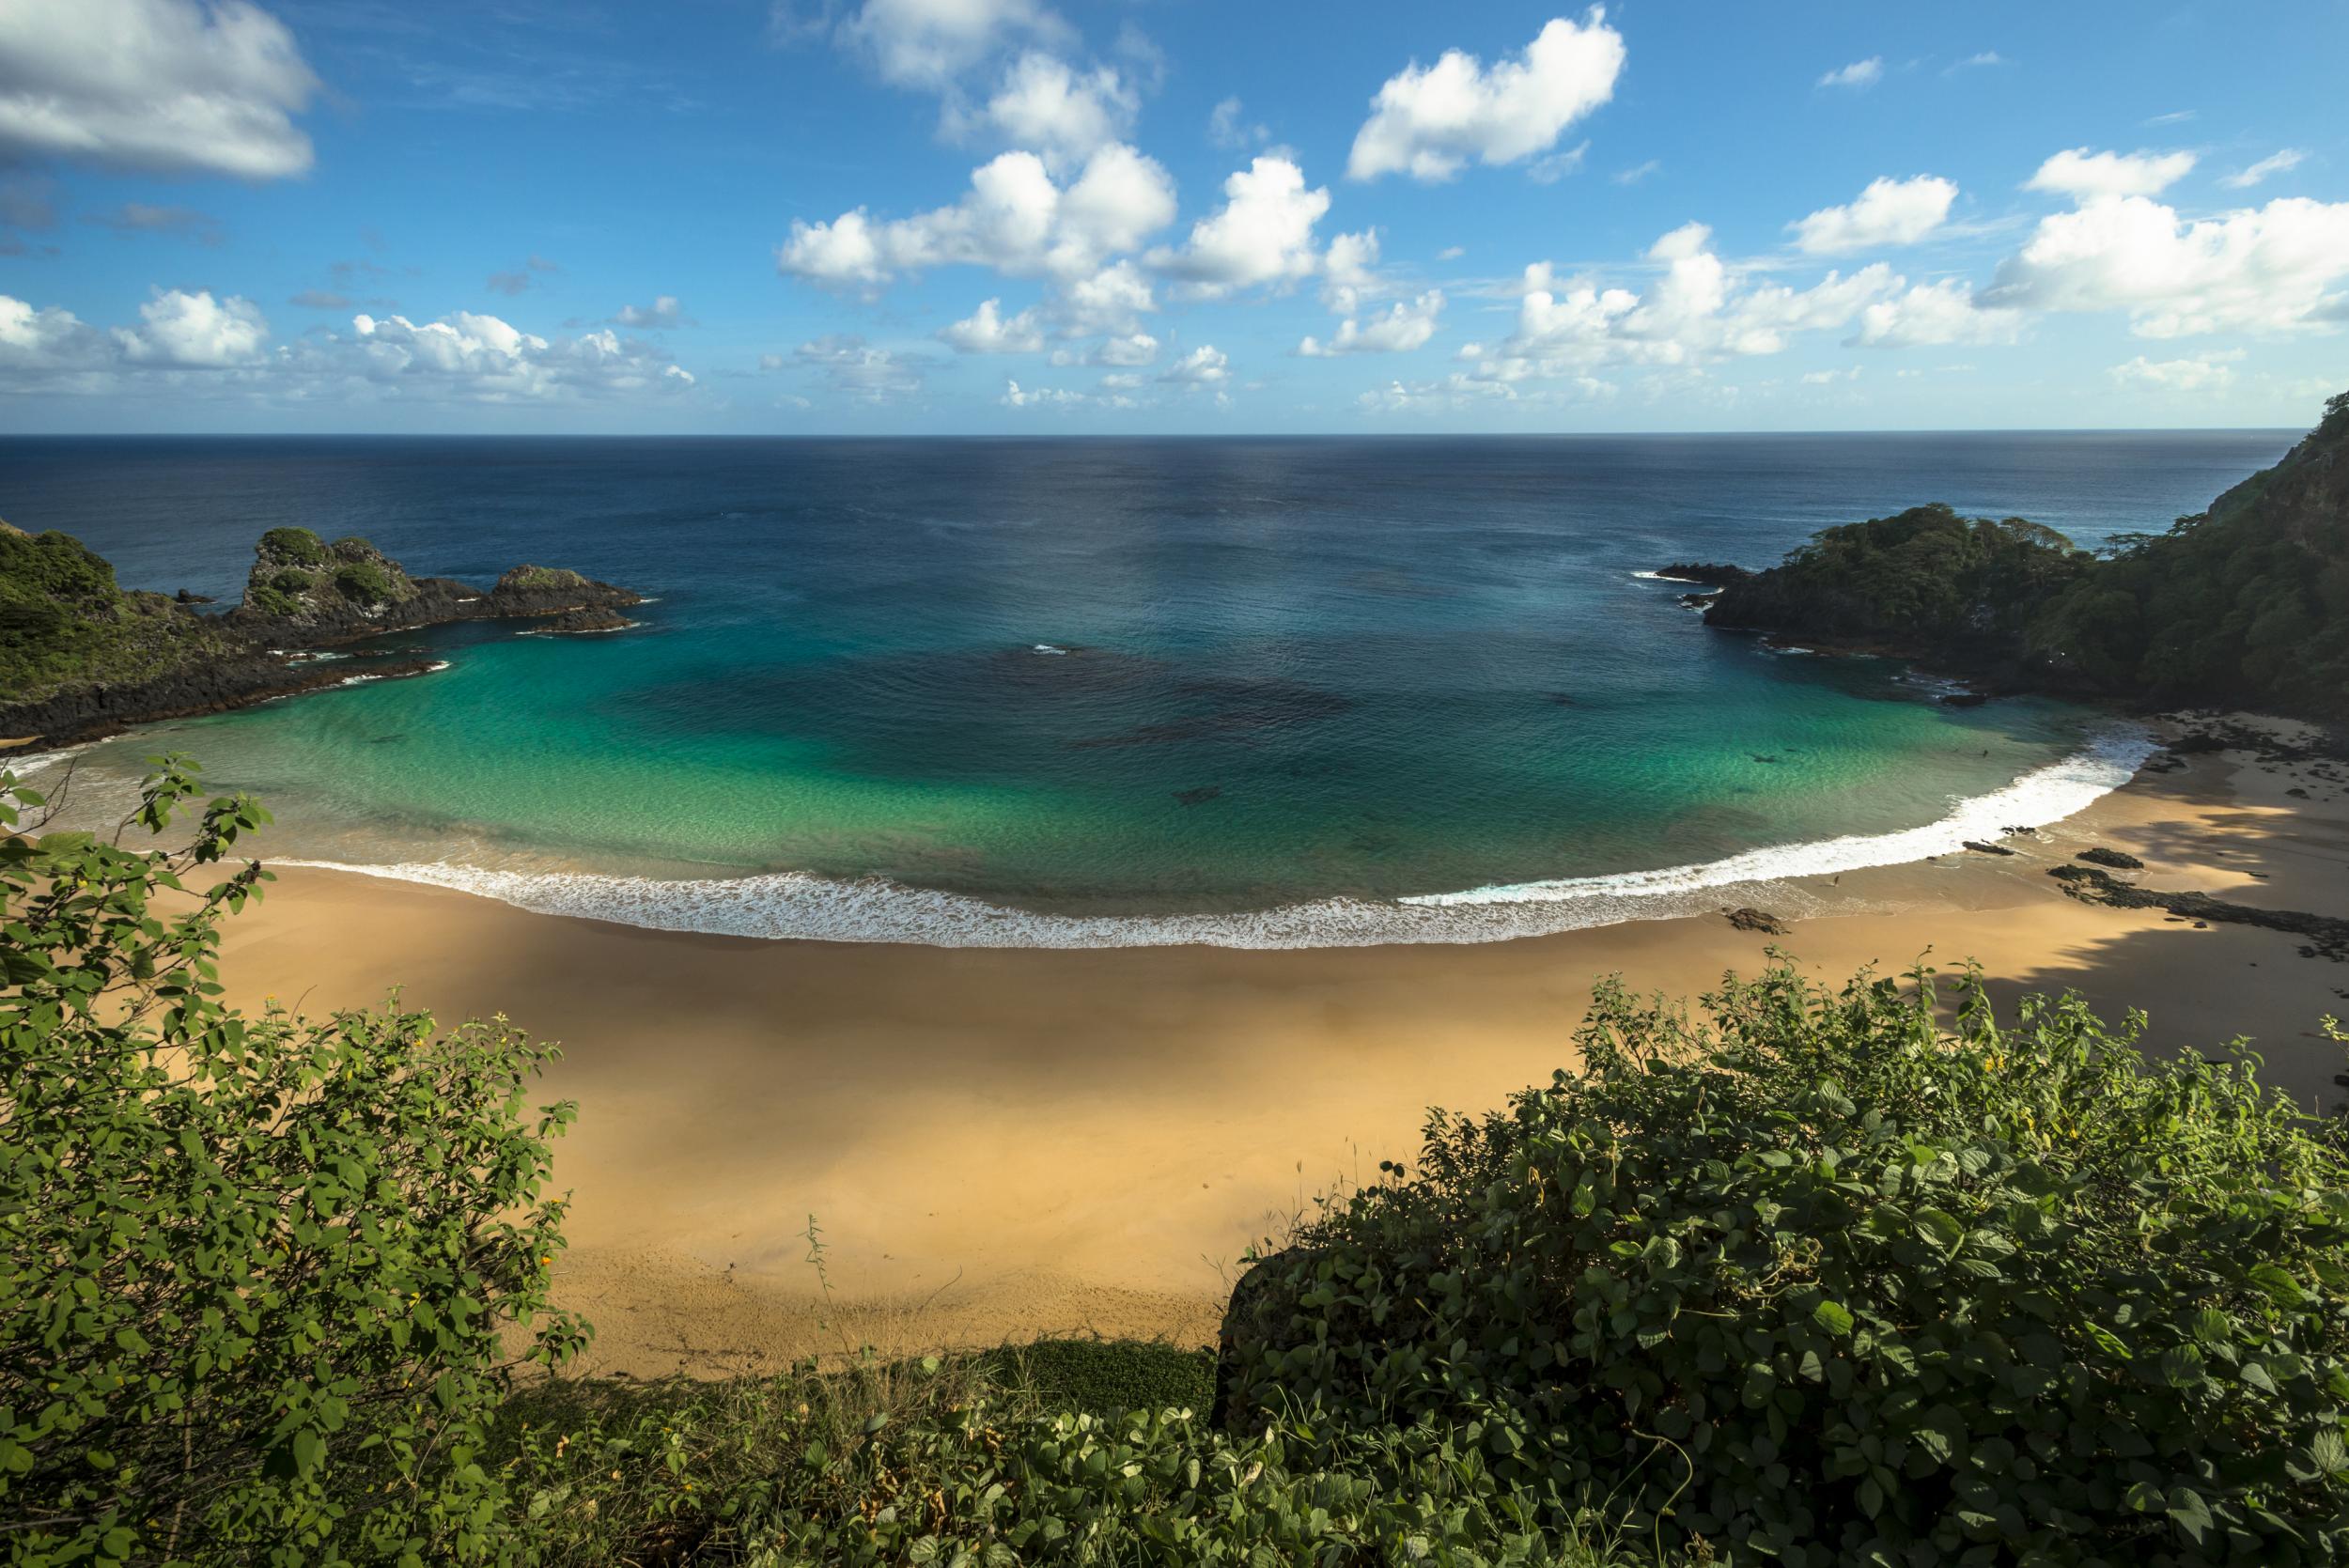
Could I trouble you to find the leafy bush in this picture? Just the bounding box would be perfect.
[257,527,326,567]
[245,585,301,619]
[0,760,586,1567]
[1223,961,2349,1566]
[492,1355,1619,1567]
[332,560,397,605]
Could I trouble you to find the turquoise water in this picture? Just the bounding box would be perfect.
[4,433,2284,943]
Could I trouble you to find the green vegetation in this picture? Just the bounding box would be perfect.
[8,759,2349,1564]
[257,528,327,567]
[497,566,589,594]
[1227,965,2349,1565]
[0,527,235,706]
[2,760,583,1566]
[266,567,316,596]
[1708,388,2349,715]
[331,559,400,606]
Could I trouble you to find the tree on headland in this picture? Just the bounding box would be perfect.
[0,760,585,1566]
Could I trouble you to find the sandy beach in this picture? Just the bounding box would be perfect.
[206,717,2349,1378]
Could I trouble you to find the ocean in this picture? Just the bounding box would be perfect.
[0,430,2295,946]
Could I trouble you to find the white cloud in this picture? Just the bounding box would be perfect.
[1051,331,1158,367]
[778,142,1177,291]
[938,296,1044,351]
[2026,147,2195,200]
[1610,159,1658,186]
[0,293,107,371]
[1791,175,1957,255]
[1847,280,2023,348]
[313,311,695,400]
[0,0,319,179]
[1000,377,1085,406]
[1817,56,1882,89]
[1347,10,1625,183]
[2109,352,2240,392]
[1950,51,2005,70]
[1321,228,1383,312]
[1983,192,2349,336]
[1436,245,1465,261]
[1207,96,1267,151]
[614,295,688,328]
[792,333,924,401]
[1459,224,1911,385]
[2221,148,2308,190]
[1158,344,1228,383]
[834,0,1070,87]
[114,287,269,367]
[1299,288,1444,356]
[957,51,1135,165]
[1147,155,1329,297]
[1055,259,1155,334]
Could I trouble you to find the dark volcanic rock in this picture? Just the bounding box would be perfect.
[2049,863,2349,962]
[1652,562,1752,586]
[175,588,215,604]
[531,606,637,634]
[2076,846,2145,870]
[1939,691,1989,708]
[1962,840,2016,856]
[0,656,443,752]
[1724,906,1790,935]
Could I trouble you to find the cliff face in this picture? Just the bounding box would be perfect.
[1,526,646,748]
[1700,392,2349,718]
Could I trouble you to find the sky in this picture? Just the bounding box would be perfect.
[1,0,2344,435]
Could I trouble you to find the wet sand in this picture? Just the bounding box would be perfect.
[209,716,2349,1377]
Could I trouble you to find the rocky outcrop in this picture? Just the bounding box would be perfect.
[1725,906,1790,935]
[1652,562,1752,586]
[0,524,647,751]
[2076,846,2144,870]
[2049,864,2349,962]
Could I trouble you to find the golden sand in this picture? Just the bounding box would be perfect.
[210,717,2349,1377]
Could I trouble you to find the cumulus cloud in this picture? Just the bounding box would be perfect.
[1146,155,1329,298]
[1847,280,2022,348]
[955,52,1135,164]
[1457,224,1916,386]
[2109,352,2239,392]
[1001,376,1134,409]
[792,333,924,401]
[1299,289,1444,356]
[1983,192,2349,336]
[779,143,1177,292]
[1817,56,1882,89]
[2026,147,2195,200]
[1157,344,1228,384]
[0,0,320,179]
[0,293,109,372]
[311,311,695,400]
[1346,10,1625,182]
[1790,175,1957,255]
[1055,259,1154,334]
[2221,149,2308,190]
[1321,228,1384,313]
[832,0,1070,87]
[114,287,270,366]
[938,296,1044,351]
[1051,331,1157,367]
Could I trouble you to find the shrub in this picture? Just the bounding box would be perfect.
[267,567,316,596]
[257,527,326,567]
[0,760,587,1566]
[332,560,397,605]
[1223,961,2349,1566]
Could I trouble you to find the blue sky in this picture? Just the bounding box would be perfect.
[1,0,2344,433]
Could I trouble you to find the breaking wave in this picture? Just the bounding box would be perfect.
[278,724,2156,950]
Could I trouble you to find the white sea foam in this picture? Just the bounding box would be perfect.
[279,724,2155,950]
[1032,643,1069,656]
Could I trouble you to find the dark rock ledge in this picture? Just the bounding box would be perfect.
[0,525,645,752]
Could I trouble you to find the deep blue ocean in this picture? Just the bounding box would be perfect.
[0,431,2296,945]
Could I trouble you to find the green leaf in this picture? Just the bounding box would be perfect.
[1812,1300,1856,1338]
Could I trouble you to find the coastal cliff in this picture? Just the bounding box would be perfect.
[0,523,642,748]
[1694,390,2349,718]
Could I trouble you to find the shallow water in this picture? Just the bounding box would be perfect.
[1,431,2287,943]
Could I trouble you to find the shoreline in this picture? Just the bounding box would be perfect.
[250,720,2155,950]
[197,711,2349,1378]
